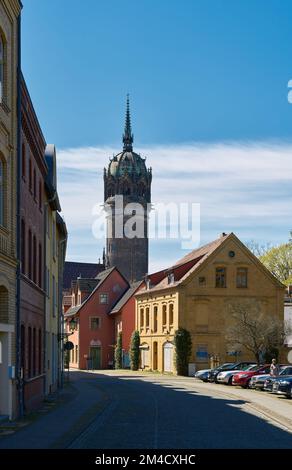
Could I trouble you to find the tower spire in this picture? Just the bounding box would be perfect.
[123,94,133,151]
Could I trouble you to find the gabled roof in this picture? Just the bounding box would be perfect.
[136,232,285,296]
[136,233,229,295]
[110,281,144,314]
[63,261,104,290]
[64,267,128,318]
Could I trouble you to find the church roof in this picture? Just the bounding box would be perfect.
[105,95,150,179]
[63,261,104,290]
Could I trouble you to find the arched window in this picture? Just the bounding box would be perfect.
[0,159,4,226]
[0,35,4,103]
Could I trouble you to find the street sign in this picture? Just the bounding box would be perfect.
[64,341,74,351]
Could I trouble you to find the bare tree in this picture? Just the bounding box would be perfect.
[246,240,273,258]
[225,301,291,364]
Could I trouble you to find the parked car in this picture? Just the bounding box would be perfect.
[272,376,292,398]
[264,366,292,392]
[249,373,271,390]
[208,361,255,383]
[232,365,271,388]
[194,369,211,381]
[217,364,257,385]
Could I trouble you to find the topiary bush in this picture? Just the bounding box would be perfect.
[115,332,123,369]
[174,328,192,376]
[130,330,140,371]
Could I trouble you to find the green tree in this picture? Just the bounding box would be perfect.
[260,241,292,286]
[174,328,192,376]
[130,330,140,371]
[115,332,123,369]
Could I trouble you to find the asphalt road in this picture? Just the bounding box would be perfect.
[69,371,292,449]
[1,370,292,449]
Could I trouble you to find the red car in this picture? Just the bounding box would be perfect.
[232,365,271,388]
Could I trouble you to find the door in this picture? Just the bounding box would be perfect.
[163,342,173,372]
[90,347,101,370]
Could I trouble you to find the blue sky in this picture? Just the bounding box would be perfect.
[21,0,292,270]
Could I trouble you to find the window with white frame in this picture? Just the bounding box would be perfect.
[99,293,108,304]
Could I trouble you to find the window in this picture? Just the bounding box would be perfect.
[90,317,100,330]
[39,181,42,210]
[52,275,56,316]
[33,235,37,283]
[22,144,26,179]
[199,276,206,286]
[0,35,4,103]
[21,219,26,274]
[38,329,42,375]
[236,267,248,288]
[28,230,32,279]
[153,306,158,332]
[99,293,108,304]
[33,328,36,376]
[52,221,56,258]
[215,267,226,288]
[169,304,174,326]
[33,169,37,199]
[21,325,25,373]
[28,327,32,378]
[140,308,144,328]
[196,344,208,362]
[38,244,42,288]
[162,304,167,326]
[146,307,150,328]
[167,272,175,284]
[29,160,32,192]
[0,159,4,226]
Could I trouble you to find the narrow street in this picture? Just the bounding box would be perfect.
[0,370,292,449]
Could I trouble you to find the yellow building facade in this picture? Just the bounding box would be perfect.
[135,233,285,374]
[0,0,21,419]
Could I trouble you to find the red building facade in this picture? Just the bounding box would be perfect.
[65,268,129,370]
[19,75,47,412]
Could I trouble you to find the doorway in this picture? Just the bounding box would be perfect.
[90,346,101,370]
[163,342,173,373]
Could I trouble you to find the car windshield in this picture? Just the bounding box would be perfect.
[280,367,292,375]
[245,365,258,371]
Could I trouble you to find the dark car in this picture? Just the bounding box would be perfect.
[264,366,292,392]
[208,361,255,383]
[272,375,292,398]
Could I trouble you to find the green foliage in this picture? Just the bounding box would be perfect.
[115,332,123,369]
[130,330,140,371]
[174,328,192,376]
[260,240,292,286]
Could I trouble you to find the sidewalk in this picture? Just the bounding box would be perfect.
[0,371,107,449]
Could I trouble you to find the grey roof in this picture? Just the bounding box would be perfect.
[76,278,99,292]
[110,281,143,314]
[63,261,104,290]
[64,305,81,318]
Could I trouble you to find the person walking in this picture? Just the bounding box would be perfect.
[270,358,280,377]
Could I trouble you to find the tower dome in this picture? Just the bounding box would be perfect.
[104,95,152,202]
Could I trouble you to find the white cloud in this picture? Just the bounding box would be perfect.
[57,141,292,270]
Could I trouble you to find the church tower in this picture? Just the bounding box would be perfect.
[104,96,152,282]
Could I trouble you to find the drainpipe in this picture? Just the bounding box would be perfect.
[16,10,23,419]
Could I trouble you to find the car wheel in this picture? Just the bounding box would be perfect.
[228,376,233,386]
[242,379,251,389]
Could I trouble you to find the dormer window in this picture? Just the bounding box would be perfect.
[145,276,151,290]
[167,272,175,285]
